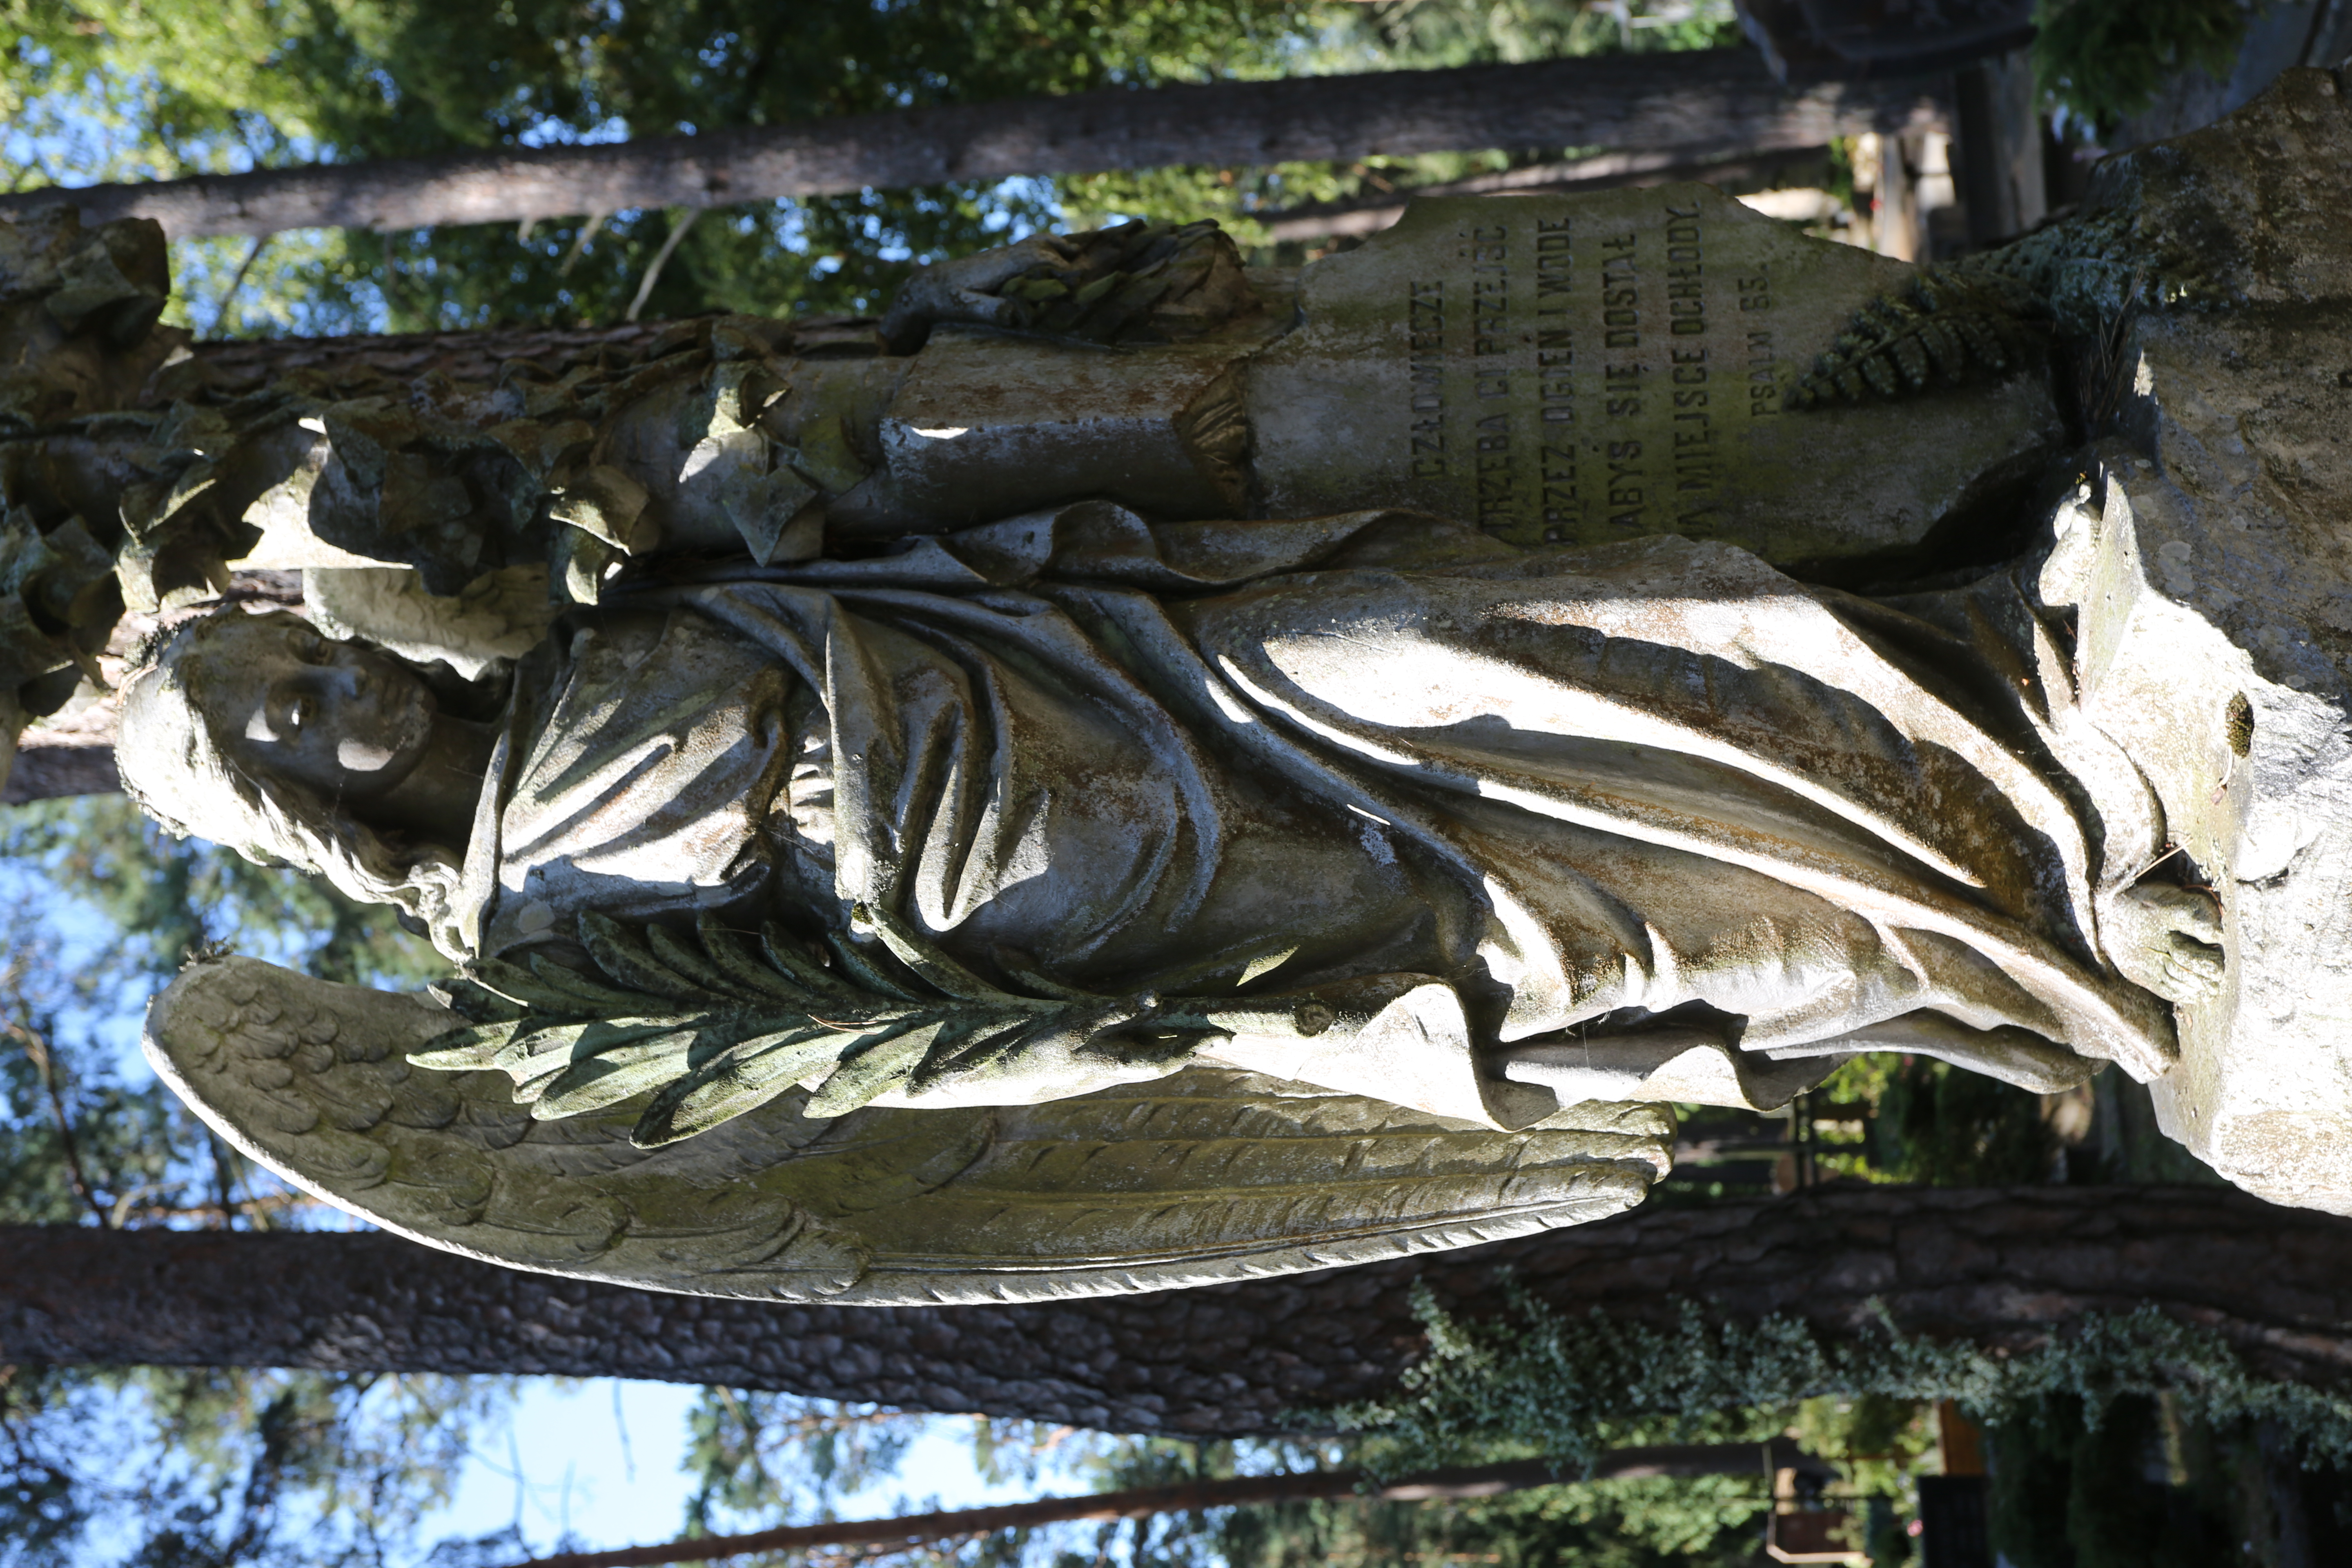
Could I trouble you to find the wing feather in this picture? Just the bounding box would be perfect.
[147,956,1671,1304]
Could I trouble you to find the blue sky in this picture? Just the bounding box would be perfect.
[3,847,1065,1563]
[430,1383,1038,1557]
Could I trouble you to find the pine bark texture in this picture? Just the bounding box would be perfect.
[178,319,704,394]
[2,1187,2346,1435]
[0,743,118,803]
[0,52,1946,238]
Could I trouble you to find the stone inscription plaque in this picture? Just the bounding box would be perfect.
[1246,187,2065,565]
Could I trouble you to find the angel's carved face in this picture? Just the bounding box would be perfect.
[189,612,438,804]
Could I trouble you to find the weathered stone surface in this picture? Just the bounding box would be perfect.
[145,956,1672,1305]
[833,329,1251,532]
[306,563,553,680]
[86,66,2352,1265]
[2041,69,2352,1213]
[1247,186,2066,565]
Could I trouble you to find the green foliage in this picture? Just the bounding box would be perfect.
[680,1398,1776,1567]
[0,946,183,1227]
[0,1361,505,1568]
[680,1398,1205,1567]
[1213,1475,1771,1568]
[0,793,441,990]
[0,788,434,1243]
[1870,1054,2056,1185]
[0,952,505,1567]
[1327,1286,2352,1472]
[5,0,1736,332]
[1064,0,1740,261]
[985,1426,1773,1568]
[1334,0,1740,65]
[0,784,489,1565]
[1788,1392,1932,1499]
[1820,1053,1903,1104]
[5,0,1322,331]
[682,1390,920,1536]
[2034,0,2254,130]
[1987,1393,2232,1568]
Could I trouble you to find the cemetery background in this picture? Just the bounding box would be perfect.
[9,0,2352,1564]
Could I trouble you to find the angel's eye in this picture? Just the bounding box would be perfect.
[281,696,308,733]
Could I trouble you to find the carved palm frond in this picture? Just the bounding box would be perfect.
[1788,267,2042,409]
[409,908,1337,1149]
[1789,206,2216,411]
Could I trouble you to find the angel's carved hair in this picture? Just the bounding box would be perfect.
[115,606,472,960]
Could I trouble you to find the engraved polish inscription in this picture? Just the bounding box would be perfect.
[1249,185,2063,566]
[1536,217,1576,538]
[1407,280,1446,477]
[1418,193,1788,548]
[1665,200,1717,534]
[1601,226,1644,531]
[1470,226,1515,529]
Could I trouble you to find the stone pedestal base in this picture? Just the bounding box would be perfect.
[2054,68,2352,1211]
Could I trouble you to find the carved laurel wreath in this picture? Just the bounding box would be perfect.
[409,907,1336,1149]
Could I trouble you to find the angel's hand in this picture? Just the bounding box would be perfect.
[880,221,1253,353]
[880,233,1085,350]
[2103,883,2226,1004]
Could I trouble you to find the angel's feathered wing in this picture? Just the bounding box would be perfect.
[146,956,1671,1303]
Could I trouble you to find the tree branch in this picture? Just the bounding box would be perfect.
[3,1016,109,1228]
[211,235,271,332]
[0,52,1946,239]
[0,744,119,804]
[508,1445,1809,1568]
[624,209,700,323]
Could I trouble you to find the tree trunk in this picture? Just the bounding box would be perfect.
[4,1187,2347,1437]
[178,319,721,396]
[0,743,118,804]
[518,1444,1811,1568]
[0,51,1945,239]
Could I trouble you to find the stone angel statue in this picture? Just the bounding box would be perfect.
[125,506,2192,1123]
[125,494,2205,1300]
[109,68,2352,1290]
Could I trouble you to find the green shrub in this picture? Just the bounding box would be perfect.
[1872,1056,2055,1185]
[1325,1287,2352,1474]
[2035,0,2254,129]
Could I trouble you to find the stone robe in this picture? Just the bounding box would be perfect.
[446,506,2173,1123]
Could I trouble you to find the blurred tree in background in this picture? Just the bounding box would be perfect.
[0,799,500,1565]
[3,795,444,988]
[3,0,2284,337]
[0,793,1793,1565]
[2034,0,2256,130]
[1,0,1739,336]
